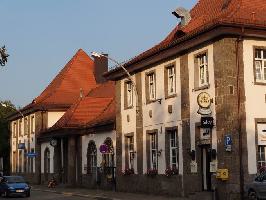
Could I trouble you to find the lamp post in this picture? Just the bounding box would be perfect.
[91,52,140,113]
[0,46,9,66]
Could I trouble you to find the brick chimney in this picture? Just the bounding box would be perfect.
[92,53,108,84]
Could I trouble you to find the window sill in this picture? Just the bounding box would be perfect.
[193,84,210,92]
[254,81,266,86]
[124,106,134,110]
[146,98,162,105]
[165,94,177,100]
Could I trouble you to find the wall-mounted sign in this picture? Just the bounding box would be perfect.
[258,124,266,145]
[200,128,211,140]
[197,92,212,115]
[26,153,37,157]
[210,161,217,173]
[190,161,197,173]
[201,117,214,128]
[100,144,109,154]
[18,143,25,149]
[224,135,232,152]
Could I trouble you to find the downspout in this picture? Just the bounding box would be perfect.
[235,27,244,199]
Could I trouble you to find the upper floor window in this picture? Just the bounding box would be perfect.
[19,120,22,136]
[24,117,28,135]
[13,122,17,138]
[255,49,266,83]
[198,53,208,86]
[165,64,176,97]
[147,73,156,101]
[194,52,209,89]
[31,116,35,134]
[125,81,133,108]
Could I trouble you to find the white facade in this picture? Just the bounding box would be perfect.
[243,39,266,174]
[81,130,116,174]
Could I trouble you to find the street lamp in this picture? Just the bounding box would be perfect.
[0,103,24,118]
[0,46,9,66]
[91,52,140,113]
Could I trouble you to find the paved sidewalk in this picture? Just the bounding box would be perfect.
[31,185,189,200]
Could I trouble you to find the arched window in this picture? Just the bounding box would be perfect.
[44,148,50,174]
[102,137,114,167]
[87,141,97,174]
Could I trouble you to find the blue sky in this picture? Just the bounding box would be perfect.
[0,0,197,107]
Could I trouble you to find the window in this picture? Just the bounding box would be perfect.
[147,73,156,101]
[87,141,97,174]
[198,53,208,86]
[13,122,17,138]
[19,120,22,136]
[128,137,134,169]
[44,148,50,174]
[31,116,35,134]
[255,49,266,83]
[102,137,114,167]
[150,134,158,170]
[258,146,266,168]
[24,118,28,135]
[169,131,178,169]
[29,148,34,173]
[167,66,176,96]
[125,81,133,108]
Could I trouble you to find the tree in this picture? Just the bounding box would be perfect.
[0,100,15,175]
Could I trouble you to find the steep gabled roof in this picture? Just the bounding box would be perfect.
[105,0,266,79]
[24,49,97,111]
[38,81,115,138]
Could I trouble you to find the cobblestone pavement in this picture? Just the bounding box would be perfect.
[31,185,189,200]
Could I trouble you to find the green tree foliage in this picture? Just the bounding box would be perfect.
[0,100,15,174]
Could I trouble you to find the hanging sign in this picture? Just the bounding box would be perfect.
[50,139,58,147]
[100,144,109,154]
[197,92,212,115]
[200,128,211,140]
[201,117,214,128]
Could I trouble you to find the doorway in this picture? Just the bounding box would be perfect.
[201,145,212,191]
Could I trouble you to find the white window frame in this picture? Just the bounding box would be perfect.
[150,134,158,170]
[148,73,156,101]
[89,151,97,173]
[255,49,266,83]
[128,136,134,169]
[258,145,266,168]
[198,54,208,87]
[126,82,133,107]
[167,66,176,95]
[13,122,17,138]
[170,131,178,169]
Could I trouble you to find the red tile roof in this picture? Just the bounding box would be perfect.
[41,81,115,134]
[120,0,266,68]
[23,49,97,111]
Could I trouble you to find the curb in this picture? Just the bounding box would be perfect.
[32,188,121,200]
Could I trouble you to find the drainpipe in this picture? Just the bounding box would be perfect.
[235,30,244,199]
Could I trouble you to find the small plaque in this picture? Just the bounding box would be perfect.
[190,161,197,173]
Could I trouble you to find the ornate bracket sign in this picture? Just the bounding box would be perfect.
[50,139,57,147]
[197,92,212,115]
[0,46,9,66]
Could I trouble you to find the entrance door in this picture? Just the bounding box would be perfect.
[201,145,212,191]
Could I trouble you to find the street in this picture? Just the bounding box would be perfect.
[0,190,95,200]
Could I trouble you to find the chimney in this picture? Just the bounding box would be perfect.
[92,53,108,84]
[172,7,191,27]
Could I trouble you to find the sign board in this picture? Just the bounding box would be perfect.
[258,124,266,145]
[26,153,37,157]
[210,161,217,173]
[224,135,232,152]
[200,128,211,140]
[197,92,212,115]
[18,143,25,150]
[190,161,197,173]
[100,144,109,154]
[201,117,214,128]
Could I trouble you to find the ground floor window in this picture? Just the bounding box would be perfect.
[169,130,178,169]
[150,133,158,170]
[44,148,50,173]
[258,145,266,170]
[102,137,114,167]
[87,141,97,174]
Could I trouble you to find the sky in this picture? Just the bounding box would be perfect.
[0,0,197,107]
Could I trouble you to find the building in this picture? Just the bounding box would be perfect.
[104,0,266,199]
[7,49,107,184]
[38,81,116,189]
